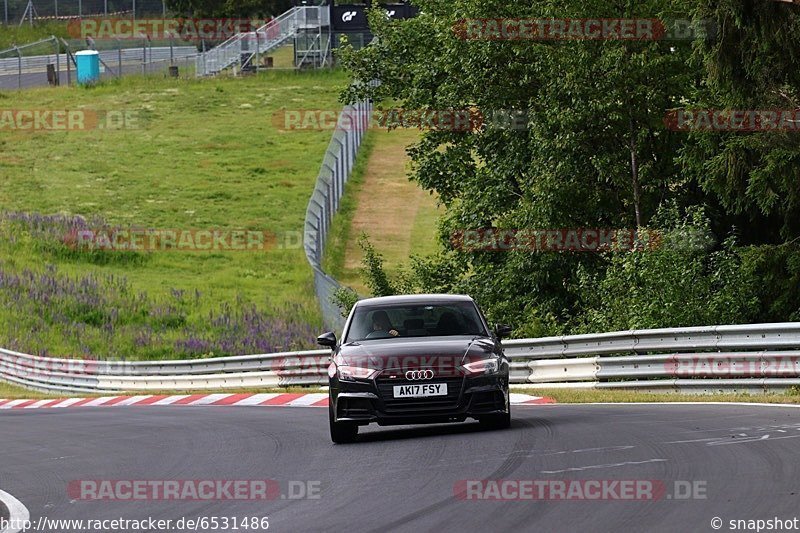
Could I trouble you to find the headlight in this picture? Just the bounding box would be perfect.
[337,365,378,381]
[463,358,500,375]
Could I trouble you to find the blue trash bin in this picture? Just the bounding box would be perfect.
[75,50,100,85]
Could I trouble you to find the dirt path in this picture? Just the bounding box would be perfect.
[342,129,440,286]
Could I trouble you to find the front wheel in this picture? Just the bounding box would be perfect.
[479,392,511,430]
[329,400,358,444]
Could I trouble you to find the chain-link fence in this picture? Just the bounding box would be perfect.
[0,34,198,89]
[304,100,373,332]
[4,0,165,24]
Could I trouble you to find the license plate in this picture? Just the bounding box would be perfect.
[392,383,448,398]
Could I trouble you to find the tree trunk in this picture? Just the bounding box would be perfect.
[628,108,643,228]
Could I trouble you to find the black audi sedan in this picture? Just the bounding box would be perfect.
[317,294,512,443]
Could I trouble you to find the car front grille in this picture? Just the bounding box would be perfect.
[376,376,464,413]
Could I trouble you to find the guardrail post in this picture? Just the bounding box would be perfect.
[358,102,366,145]
[332,138,346,211]
[201,40,206,77]
[353,108,361,144]
[330,165,339,214]
[65,43,71,85]
[314,212,323,261]
[349,130,355,173]
[15,45,21,90]
[319,189,329,244]
[349,113,359,173]
[337,150,345,205]
[338,136,348,198]
[53,36,60,86]
[326,178,334,230]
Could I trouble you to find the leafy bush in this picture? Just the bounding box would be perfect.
[344,206,800,338]
[331,286,359,318]
[572,207,757,331]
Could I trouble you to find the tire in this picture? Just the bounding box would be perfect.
[329,400,358,444]
[479,391,511,430]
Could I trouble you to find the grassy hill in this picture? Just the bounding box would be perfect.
[0,21,71,50]
[0,69,348,360]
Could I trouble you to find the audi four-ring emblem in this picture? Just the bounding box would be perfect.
[405,369,435,380]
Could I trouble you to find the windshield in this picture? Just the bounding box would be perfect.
[345,301,488,342]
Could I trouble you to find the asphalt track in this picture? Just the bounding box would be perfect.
[0,63,180,90]
[2,404,800,532]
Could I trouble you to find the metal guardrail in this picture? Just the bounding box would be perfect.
[505,323,800,393]
[4,0,165,25]
[195,6,327,76]
[0,35,198,89]
[0,46,196,73]
[304,99,372,331]
[2,323,800,395]
[0,347,330,394]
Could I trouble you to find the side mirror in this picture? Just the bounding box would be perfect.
[494,324,513,339]
[317,331,337,348]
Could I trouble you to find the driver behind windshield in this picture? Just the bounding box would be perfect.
[366,310,399,338]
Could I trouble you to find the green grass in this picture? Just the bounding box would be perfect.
[0,382,55,399]
[0,69,351,359]
[408,189,442,257]
[0,22,70,50]
[267,45,296,70]
[323,131,376,280]
[519,388,800,404]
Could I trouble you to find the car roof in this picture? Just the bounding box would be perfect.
[355,294,475,308]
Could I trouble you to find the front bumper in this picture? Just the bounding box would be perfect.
[330,374,509,426]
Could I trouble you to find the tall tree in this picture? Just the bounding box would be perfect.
[341,0,698,329]
[681,0,800,241]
